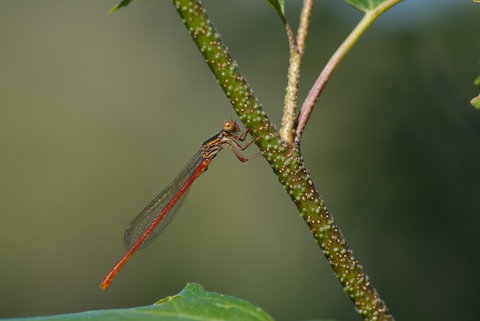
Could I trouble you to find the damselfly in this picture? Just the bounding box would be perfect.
[100,121,261,290]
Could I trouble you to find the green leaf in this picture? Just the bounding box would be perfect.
[471,94,480,109]
[474,75,480,86]
[264,0,287,25]
[10,283,274,321]
[343,0,402,13]
[472,74,480,109]
[108,0,133,15]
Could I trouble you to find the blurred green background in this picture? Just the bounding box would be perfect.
[1,1,479,320]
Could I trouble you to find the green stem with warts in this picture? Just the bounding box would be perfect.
[280,49,301,144]
[279,0,314,143]
[173,1,394,320]
[172,0,278,146]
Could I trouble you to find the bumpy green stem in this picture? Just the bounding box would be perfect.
[172,0,279,147]
[279,0,314,144]
[297,0,314,55]
[280,49,301,144]
[173,1,393,320]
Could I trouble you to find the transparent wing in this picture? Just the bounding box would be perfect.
[123,150,204,250]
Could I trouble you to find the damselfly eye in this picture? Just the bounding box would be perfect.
[223,121,238,132]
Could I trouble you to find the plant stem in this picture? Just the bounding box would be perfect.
[280,49,301,144]
[279,0,314,144]
[173,1,394,320]
[171,0,280,145]
[295,0,403,143]
[279,20,299,144]
[297,0,314,55]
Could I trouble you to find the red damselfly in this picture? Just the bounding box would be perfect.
[100,121,261,290]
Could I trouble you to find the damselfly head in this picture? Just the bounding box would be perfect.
[223,120,240,133]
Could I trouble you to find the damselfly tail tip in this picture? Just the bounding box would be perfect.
[100,270,117,291]
[100,280,110,291]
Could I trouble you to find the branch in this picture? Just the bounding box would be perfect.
[279,0,314,143]
[295,0,403,143]
[173,1,394,319]
[296,0,314,55]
